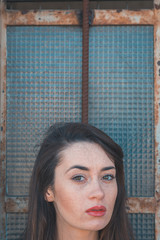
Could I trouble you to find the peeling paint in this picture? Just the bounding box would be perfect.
[5,198,28,213]
[6,10,81,25]
[3,9,158,26]
[93,9,155,25]
[0,2,7,239]
[154,17,160,239]
[127,198,156,214]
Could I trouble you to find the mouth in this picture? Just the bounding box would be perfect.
[85,206,106,217]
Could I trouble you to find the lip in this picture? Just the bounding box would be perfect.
[85,205,106,217]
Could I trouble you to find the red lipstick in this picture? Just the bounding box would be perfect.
[86,206,106,217]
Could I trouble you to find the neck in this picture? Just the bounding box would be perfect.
[56,224,98,240]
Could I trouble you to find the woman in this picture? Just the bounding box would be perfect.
[24,122,134,240]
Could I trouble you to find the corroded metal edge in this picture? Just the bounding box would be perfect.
[5,9,81,25]
[0,2,7,240]
[3,9,159,26]
[5,197,29,213]
[154,14,160,240]
[93,9,155,25]
[127,197,156,214]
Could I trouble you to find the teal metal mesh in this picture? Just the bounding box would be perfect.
[6,213,27,240]
[129,214,155,240]
[6,26,82,196]
[89,26,154,197]
[6,25,155,240]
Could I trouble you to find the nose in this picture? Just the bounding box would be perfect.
[88,179,105,200]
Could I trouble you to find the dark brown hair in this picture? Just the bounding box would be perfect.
[24,122,134,240]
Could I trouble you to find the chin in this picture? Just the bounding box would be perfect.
[85,221,108,231]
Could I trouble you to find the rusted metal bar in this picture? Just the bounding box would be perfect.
[4,9,157,26]
[0,2,7,239]
[5,9,80,25]
[5,197,28,213]
[82,0,89,123]
[154,9,160,240]
[92,9,155,25]
[5,197,156,213]
[127,197,156,214]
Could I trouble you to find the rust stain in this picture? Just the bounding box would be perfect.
[5,197,28,213]
[127,198,156,213]
[5,9,158,26]
[154,19,160,240]
[155,197,160,239]
[93,9,155,25]
[6,10,80,25]
[154,17,160,128]
[0,1,7,196]
[0,2,7,237]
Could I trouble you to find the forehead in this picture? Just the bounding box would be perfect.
[59,141,115,168]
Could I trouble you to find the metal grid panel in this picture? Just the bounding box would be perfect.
[6,26,82,196]
[89,26,154,197]
[129,214,155,240]
[6,213,27,240]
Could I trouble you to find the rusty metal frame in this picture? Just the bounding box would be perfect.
[154,8,160,239]
[0,1,7,239]
[82,0,89,123]
[0,2,160,240]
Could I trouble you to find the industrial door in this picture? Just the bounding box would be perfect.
[0,6,159,240]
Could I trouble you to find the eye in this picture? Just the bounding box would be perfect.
[102,174,115,181]
[72,175,85,182]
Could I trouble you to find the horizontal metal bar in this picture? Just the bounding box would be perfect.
[127,197,156,214]
[5,9,81,25]
[5,197,156,213]
[4,9,159,26]
[93,9,155,25]
[5,197,28,213]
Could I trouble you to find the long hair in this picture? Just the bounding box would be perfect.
[24,122,134,240]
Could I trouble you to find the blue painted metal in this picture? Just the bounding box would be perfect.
[6,213,28,240]
[129,213,155,240]
[6,25,155,240]
[6,26,82,196]
[89,26,154,198]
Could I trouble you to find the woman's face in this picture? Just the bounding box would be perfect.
[46,142,117,234]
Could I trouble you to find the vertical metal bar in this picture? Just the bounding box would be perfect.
[0,1,6,239]
[154,8,160,240]
[82,0,89,123]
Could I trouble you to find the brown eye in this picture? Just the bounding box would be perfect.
[102,174,115,181]
[72,175,85,182]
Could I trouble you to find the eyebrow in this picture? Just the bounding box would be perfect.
[65,165,115,173]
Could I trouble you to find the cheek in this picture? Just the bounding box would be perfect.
[106,183,118,209]
[53,184,80,214]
